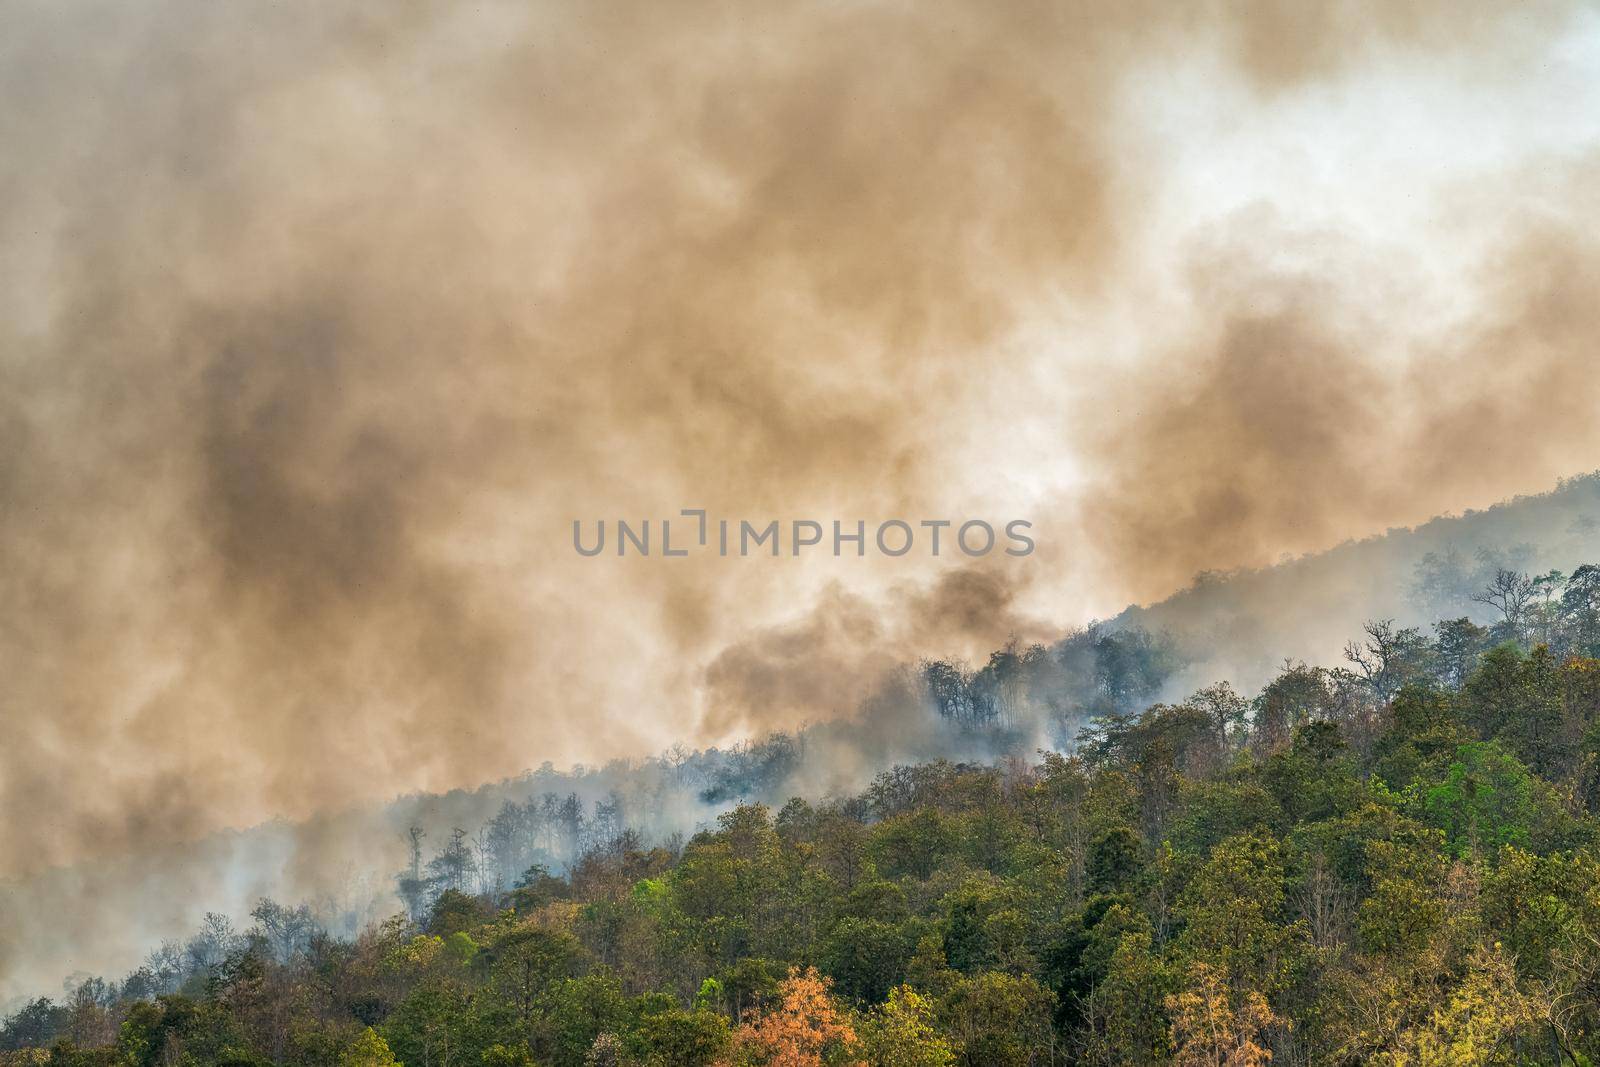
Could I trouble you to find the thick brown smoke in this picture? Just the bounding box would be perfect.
[3,0,1600,997]
[1076,173,1600,603]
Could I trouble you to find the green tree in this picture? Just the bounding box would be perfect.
[860,986,956,1067]
[938,972,1053,1067]
[634,1007,731,1066]
[819,918,909,1004]
[1175,832,1306,998]
[1079,928,1174,1067]
[340,1028,398,1067]
[1418,741,1537,857]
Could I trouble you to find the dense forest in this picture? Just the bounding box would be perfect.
[9,563,1600,1065]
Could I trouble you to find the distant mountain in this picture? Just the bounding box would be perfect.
[1115,472,1600,694]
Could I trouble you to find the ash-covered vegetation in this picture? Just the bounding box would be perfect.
[11,565,1600,1064]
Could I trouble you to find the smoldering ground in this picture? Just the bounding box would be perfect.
[5,0,1600,1002]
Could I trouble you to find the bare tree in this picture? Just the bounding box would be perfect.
[184,913,242,978]
[664,742,693,782]
[474,826,498,897]
[1294,852,1348,950]
[1343,620,1431,704]
[397,826,429,921]
[1470,568,1536,637]
[427,828,475,894]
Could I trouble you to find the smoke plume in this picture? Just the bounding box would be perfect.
[4,0,1600,1000]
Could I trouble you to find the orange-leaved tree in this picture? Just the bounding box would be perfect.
[730,966,861,1067]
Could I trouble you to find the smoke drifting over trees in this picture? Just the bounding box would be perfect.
[6,479,1600,1007]
[15,548,1600,1062]
[7,0,1600,1024]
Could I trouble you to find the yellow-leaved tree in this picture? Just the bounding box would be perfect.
[1165,963,1284,1067]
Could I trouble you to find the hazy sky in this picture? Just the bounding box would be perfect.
[5,0,1600,888]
